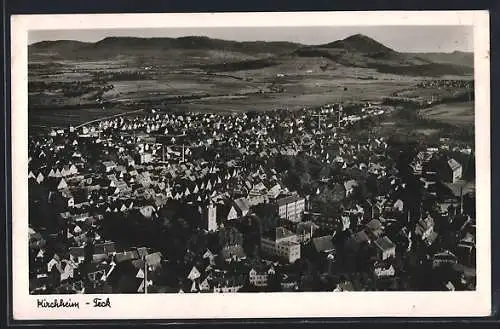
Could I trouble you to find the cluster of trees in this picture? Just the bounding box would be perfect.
[28,79,113,98]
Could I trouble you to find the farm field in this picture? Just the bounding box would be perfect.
[419,101,474,127]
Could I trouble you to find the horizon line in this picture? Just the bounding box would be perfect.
[28,34,473,54]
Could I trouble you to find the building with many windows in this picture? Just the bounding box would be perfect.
[276,195,306,223]
[261,227,301,263]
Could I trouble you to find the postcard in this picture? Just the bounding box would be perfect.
[11,11,491,320]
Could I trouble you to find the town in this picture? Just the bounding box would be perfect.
[28,94,476,294]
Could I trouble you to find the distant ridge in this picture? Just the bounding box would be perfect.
[30,35,303,57]
[411,51,473,68]
[29,34,473,77]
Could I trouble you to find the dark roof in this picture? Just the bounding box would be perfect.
[374,236,395,252]
[353,230,370,244]
[365,219,383,232]
[312,236,335,253]
[94,242,116,254]
[276,194,303,207]
[264,226,296,241]
[69,246,85,258]
[115,250,139,263]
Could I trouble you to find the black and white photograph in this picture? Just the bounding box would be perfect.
[11,11,491,319]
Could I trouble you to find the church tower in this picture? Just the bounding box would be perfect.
[205,203,218,232]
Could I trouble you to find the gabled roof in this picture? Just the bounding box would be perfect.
[233,197,250,215]
[145,252,162,267]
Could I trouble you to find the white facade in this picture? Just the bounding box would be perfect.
[213,285,243,293]
[249,269,268,287]
[277,197,306,223]
[261,238,301,263]
[205,204,218,232]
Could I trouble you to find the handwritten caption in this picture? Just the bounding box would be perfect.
[37,297,111,309]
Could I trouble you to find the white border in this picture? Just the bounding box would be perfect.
[11,11,491,320]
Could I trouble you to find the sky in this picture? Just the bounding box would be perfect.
[29,25,473,53]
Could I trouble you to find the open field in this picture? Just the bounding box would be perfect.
[419,101,474,127]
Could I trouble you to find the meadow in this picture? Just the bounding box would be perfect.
[418,101,474,127]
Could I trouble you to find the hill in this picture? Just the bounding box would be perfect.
[291,34,472,77]
[320,33,394,54]
[28,34,473,77]
[29,36,302,63]
[411,51,474,68]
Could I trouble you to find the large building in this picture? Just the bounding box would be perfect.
[276,195,306,223]
[261,227,301,263]
[426,157,463,183]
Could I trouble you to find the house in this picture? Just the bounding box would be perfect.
[219,203,238,222]
[187,266,201,281]
[261,227,301,263]
[343,180,358,197]
[115,250,140,263]
[415,214,436,244]
[248,183,268,206]
[365,219,384,240]
[199,275,212,292]
[456,239,475,267]
[101,161,117,173]
[233,197,250,217]
[69,246,86,264]
[275,194,306,223]
[219,244,246,262]
[145,252,162,270]
[431,157,463,183]
[373,236,396,260]
[36,172,45,184]
[333,280,355,292]
[311,236,335,255]
[249,267,269,287]
[94,241,117,255]
[373,262,396,278]
[56,178,68,190]
[202,249,216,265]
[59,259,78,282]
[212,275,245,293]
[432,250,458,268]
[139,205,156,219]
[446,158,463,183]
